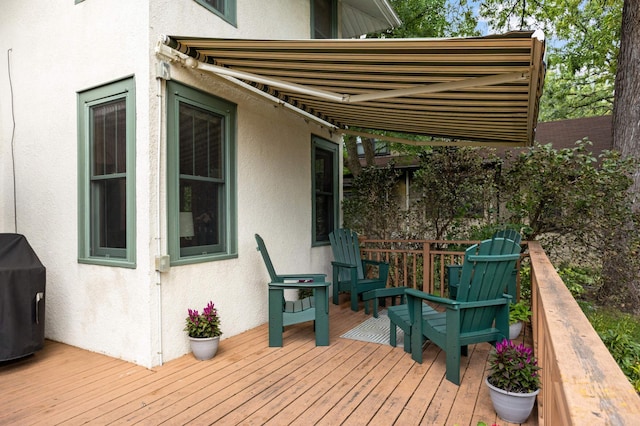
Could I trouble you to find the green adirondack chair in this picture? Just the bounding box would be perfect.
[329,228,390,312]
[388,237,521,385]
[255,234,330,347]
[447,229,522,299]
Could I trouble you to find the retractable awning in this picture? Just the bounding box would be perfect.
[157,31,545,147]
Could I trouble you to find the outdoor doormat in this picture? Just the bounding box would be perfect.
[340,310,404,347]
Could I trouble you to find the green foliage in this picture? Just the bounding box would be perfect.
[556,265,599,298]
[488,339,541,393]
[342,165,402,239]
[501,140,636,245]
[510,301,532,325]
[518,262,532,302]
[599,327,640,392]
[376,0,480,39]
[478,0,622,119]
[583,306,640,392]
[465,223,531,241]
[184,301,222,338]
[409,147,499,240]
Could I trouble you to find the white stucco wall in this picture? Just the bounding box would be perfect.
[150,0,339,363]
[1,0,340,367]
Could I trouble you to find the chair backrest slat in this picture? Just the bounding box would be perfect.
[456,237,520,332]
[329,229,365,280]
[255,234,281,283]
[494,229,522,245]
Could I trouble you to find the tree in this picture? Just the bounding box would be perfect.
[410,147,498,240]
[600,0,640,310]
[479,0,622,120]
[501,141,636,260]
[342,165,402,239]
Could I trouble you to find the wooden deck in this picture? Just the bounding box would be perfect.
[0,300,536,425]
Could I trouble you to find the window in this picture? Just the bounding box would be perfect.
[167,81,237,264]
[194,0,237,26]
[357,138,390,156]
[312,136,339,244]
[78,77,136,267]
[311,0,337,39]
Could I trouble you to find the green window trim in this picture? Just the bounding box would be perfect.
[312,135,339,246]
[194,0,237,27]
[77,77,136,268]
[166,81,237,265]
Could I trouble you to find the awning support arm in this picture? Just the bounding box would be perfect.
[345,72,530,102]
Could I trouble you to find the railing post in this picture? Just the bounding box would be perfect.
[423,242,431,292]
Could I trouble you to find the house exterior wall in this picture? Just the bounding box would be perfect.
[1,0,340,367]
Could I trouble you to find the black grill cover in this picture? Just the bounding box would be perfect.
[0,234,46,361]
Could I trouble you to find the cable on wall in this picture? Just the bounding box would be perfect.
[7,48,17,233]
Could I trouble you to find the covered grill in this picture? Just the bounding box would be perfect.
[0,234,46,361]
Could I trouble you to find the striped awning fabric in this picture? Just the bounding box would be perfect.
[159,31,546,147]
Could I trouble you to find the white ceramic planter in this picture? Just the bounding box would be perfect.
[485,377,539,423]
[509,321,523,339]
[189,336,220,360]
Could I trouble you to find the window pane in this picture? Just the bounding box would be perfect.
[179,103,223,179]
[92,99,126,176]
[315,193,333,241]
[91,177,126,251]
[315,149,333,193]
[313,0,332,39]
[314,141,336,243]
[179,180,220,250]
[203,0,224,13]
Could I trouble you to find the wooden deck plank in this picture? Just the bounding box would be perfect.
[340,348,415,424]
[0,301,537,426]
[108,332,309,423]
[235,339,364,424]
[395,345,448,425]
[447,343,492,425]
[263,342,380,425]
[214,339,362,424]
[132,327,323,424]
[308,346,403,425]
[372,345,441,424]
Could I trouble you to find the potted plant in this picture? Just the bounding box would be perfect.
[509,300,532,339]
[486,339,541,423]
[184,301,222,360]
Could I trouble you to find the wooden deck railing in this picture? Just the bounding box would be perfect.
[528,241,640,424]
[360,238,528,297]
[361,237,640,424]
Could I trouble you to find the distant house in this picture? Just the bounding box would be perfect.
[1,1,544,367]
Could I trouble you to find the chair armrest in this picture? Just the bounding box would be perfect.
[331,261,357,269]
[457,296,510,310]
[362,286,407,301]
[277,273,326,281]
[269,280,330,289]
[405,288,459,307]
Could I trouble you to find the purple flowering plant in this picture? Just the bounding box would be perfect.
[487,339,541,393]
[184,301,222,338]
